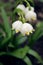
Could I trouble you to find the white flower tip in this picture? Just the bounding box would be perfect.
[15,30,19,33]
[32,17,36,21]
[25,32,30,35]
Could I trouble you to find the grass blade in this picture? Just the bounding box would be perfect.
[1,7,11,37]
[23,56,32,65]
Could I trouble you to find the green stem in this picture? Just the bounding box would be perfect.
[24,0,31,8]
[19,14,26,23]
[21,14,26,23]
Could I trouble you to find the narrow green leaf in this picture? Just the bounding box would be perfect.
[1,36,11,46]
[16,34,27,45]
[14,8,23,13]
[0,0,23,8]
[32,22,43,42]
[23,56,32,65]
[28,0,34,6]
[28,49,43,63]
[29,22,43,44]
[0,7,12,46]
[36,22,43,28]
[1,7,11,37]
[13,0,23,8]
[37,32,43,39]
[32,28,41,41]
[6,46,29,59]
[8,42,15,48]
[0,52,6,56]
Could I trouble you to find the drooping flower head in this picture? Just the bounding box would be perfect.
[20,23,34,35]
[25,11,37,22]
[12,21,23,33]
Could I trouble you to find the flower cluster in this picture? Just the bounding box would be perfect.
[12,21,34,36]
[12,4,36,36]
[17,4,37,22]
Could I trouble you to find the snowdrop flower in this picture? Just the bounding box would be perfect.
[25,11,37,22]
[25,6,34,14]
[20,23,34,35]
[12,21,23,33]
[17,4,25,13]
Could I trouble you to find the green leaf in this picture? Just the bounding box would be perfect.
[13,0,23,8]
[0,0,23,8]
[28,49,43,63]
[12,34,27,47]
[1,7,11,37]
[16,34,27,45]
[32,28,42,41]
[23,56,32,65]
[0,7,12,47]
[36,22,43,28]
[1,36,11,47]
[0,52,6,56]
[6,46,29,59]
[8,42,15,48]
[0,24,5,32]
[14,8,24,16]
[28,0,34,6]
[32,22,43,42]
[29,22,43,45]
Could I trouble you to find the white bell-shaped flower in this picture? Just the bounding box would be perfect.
[25,11,37,21]
[25,6,34,14]
[12,21,23,33]
[17,4,25,13]
[20,23,34,35]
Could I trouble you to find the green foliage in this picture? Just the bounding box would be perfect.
[28,0,34,6]
[15,34,27,45]
[29,22,43,46]
[7,46,29,59]
[28,49,43,63]
[24,56,32,65]
[1,7,11,37]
